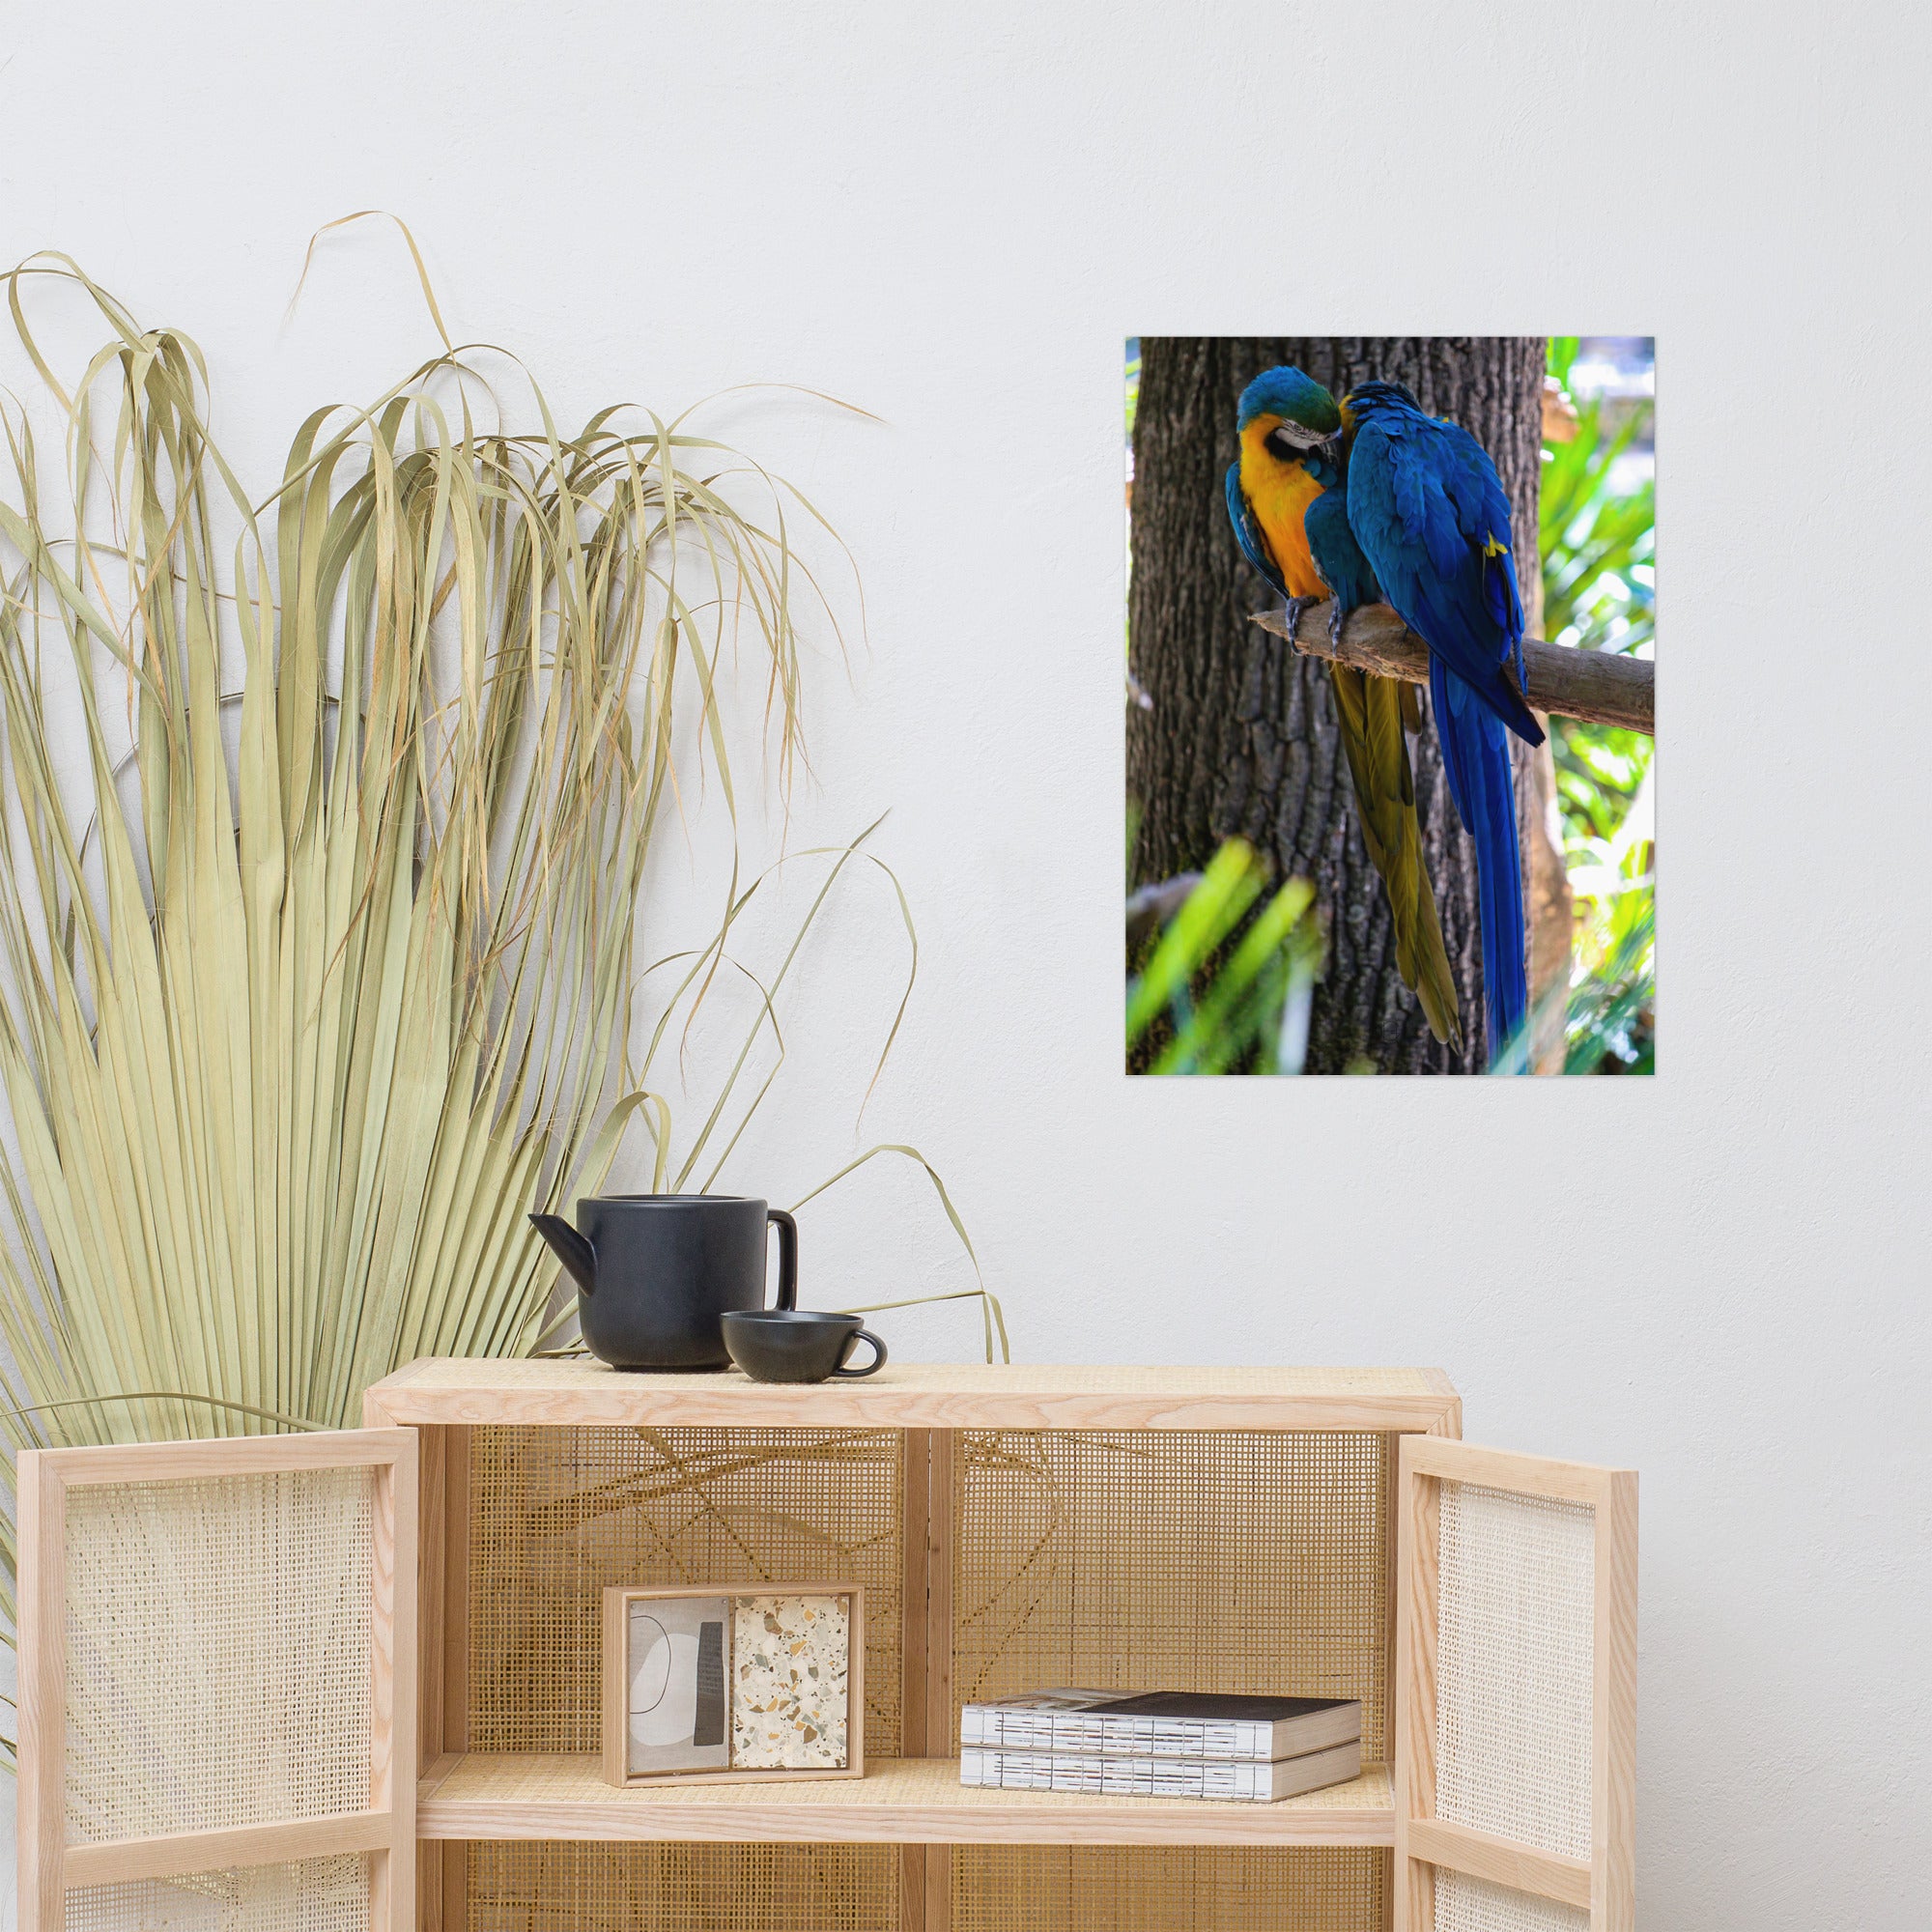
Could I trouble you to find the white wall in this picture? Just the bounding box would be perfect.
[4,1,1927,1924]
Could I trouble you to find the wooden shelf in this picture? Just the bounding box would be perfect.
[366,1357,1461,1434]
[415,1753,1395,1848]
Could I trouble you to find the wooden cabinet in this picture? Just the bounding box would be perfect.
[15,1430,417,1932]
[17,1363,1634,1932]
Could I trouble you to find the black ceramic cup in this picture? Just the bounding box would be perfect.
[720,1310,888,1383]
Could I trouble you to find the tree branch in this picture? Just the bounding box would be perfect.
[1251,603,1653,736]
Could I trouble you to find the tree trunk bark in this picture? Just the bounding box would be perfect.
[1126,336,1548,1074]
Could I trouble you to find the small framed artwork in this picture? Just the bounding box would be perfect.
[601,1583,865,1787]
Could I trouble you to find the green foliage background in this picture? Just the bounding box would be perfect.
[1542,336,1655,1074]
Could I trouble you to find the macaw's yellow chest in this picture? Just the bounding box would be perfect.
[1238,428,1326,600]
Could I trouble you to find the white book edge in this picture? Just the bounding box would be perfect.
[958,1737,1364,1804]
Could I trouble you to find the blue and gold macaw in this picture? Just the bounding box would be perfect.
[1339,381,1544,1063]
[1225,368,1461,1050]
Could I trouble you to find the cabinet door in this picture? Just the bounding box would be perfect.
[16,1429,417,1932]
[1395,1437,1636,1932]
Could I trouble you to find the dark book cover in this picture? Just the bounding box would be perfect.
[1094,1692,1350,1721]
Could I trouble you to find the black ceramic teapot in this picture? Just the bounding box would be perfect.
[529,1194,797,1371]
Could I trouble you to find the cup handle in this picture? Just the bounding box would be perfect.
[832,1328,887,1378]
[767,1208,798,1311]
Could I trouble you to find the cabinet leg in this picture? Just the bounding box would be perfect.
[417,1841,465,1932]
[900,1846,925,1932]
[924,1844,951,1932]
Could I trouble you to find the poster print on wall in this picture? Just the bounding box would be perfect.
[1124,338,1654,1077]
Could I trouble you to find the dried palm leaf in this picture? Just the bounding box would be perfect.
[0,242,998,1766]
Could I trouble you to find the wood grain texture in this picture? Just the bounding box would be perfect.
[926,1431,955,1759]
[900,1430,932,1759]
[21,1429,417,1932]
[1393,1389,1465,1932]
[440,1426,470,1757]
[38,1428,412,1484]
[404,1757,463,1932]
[901,1430,934,1932]
[418,1842,466,1932]
[411,1420,447,1778]
[362,1358,1462,1434]
[380,1414,466,1932]
[900,1845,928,1932]
[378,1418,471,1775]
[849,1587,869,1781]
[1403,1436,1627,1507]
[924,1431,955,1932]
[602,1584,629,1787]
[1595,1469,1640,1932]
[1379,1435,1402,1861]
[1378,1426,1447,1931]
[926,1840,951,1929]
[1393,1438,1441,1932]
[1395,1437,1639,1932]
[15,1453,65,1932]
[1251,604,1654,736]
[415,1753,1395,1847]
[373,1438,418,1932]
[61,1810,391,1888]
[1406,1817,1592,1910]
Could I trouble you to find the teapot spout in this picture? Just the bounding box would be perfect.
[529,1213,598,1295]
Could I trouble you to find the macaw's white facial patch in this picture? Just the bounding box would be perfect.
[730,1593,852,1770]
[1268,419,1333,453]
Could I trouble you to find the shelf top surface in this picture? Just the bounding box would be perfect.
[417,1753,1395,1847]
[366,1356,1459,1431]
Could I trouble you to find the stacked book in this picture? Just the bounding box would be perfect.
[958,1689,1362,1804]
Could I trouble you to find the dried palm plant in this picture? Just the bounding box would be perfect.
[0,239,995,1766]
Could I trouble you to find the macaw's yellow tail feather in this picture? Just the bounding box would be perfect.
[1328,665,1463,1052]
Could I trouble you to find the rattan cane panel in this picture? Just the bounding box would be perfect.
[952,1846,1387,1931]
[952,1431,1392,1758]
[1434,1870,1589,1932]
[467,1840,897,1932]
[62,1470,375,1841]
[468,1426,901,1756]
[64,1855,370,1932]
[1435,1481,1595,1861]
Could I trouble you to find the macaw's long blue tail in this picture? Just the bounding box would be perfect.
[1430,657,1528,1066]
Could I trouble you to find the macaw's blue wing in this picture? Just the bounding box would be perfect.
[1302,487,1381,618]
[1225,461,1289,602]
[1346,418,1542,750]
[1343,401,1539,1064]
[1431,655,1529,1061]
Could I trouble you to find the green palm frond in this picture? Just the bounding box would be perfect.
[1125,840,1324,1075]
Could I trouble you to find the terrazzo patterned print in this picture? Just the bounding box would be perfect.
[730,1594,850,1769]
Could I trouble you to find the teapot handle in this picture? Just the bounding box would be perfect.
[767,1208,798,1311]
